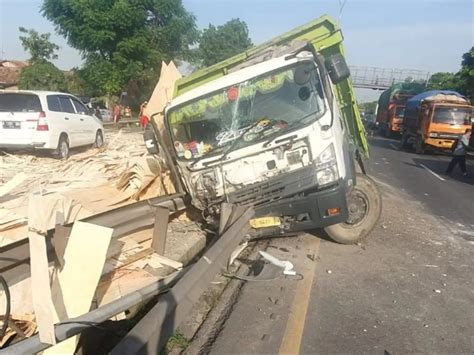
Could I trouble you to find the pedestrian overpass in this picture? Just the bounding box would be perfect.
[349,66,430,90]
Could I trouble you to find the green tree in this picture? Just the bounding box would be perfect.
[198,19,253,67]
[18,61,67,91]
[19,27,59,63]
[41,0,198,97]
[18,27,66,91]
[457,47,474,101]
[427,72,459,91]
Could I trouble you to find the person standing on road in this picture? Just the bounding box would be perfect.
[113,102,121,127]
[139,101,150,130]
[446,128,472,177]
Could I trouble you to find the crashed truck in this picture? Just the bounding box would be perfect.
[145,15,382,244]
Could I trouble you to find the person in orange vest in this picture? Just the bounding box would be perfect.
[139,101,150,130]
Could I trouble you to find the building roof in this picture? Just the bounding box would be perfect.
[0,60,30,88]
[0,60,30,68]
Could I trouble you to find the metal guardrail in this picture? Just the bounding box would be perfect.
[111,206,254,354]
[103,119,140,127]
[2,203,254,355]
[0,194,186,286]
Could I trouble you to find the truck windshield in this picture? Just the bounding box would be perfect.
[395,106,405,117]
[167,62,325,160]
[432,107,470,125]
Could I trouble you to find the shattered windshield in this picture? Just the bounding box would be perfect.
[167,61,326,160]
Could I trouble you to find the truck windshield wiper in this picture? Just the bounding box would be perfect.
[262,111,319,147]
[189,120,261,168]
[218,119,266,162]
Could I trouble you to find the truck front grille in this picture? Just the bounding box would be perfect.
[227,165,317,207]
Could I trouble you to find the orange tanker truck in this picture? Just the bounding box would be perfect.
[376,83,425,137]
[401,90,472,154]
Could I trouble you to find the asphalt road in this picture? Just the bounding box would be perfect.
[204,136,474,354]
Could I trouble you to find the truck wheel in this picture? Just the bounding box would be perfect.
[415,136,426,154]
[324,173,382,244]
[385,124,392,138]
[400,132,409,150]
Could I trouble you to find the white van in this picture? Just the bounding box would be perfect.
[0,90,105,159]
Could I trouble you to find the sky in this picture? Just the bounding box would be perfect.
[0,0,473,101]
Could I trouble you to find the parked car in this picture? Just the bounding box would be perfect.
[0,90,105,159]
[99,108,112,122]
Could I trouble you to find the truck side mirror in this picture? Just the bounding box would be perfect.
[144,126,160,155]
[325,53,351,84]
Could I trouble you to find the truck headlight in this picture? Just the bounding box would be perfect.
[317,166,338,186]
[429,132,439,138]
[315,144,338,186]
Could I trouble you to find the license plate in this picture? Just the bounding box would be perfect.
[249,216,281,229]
[2,121,21,129]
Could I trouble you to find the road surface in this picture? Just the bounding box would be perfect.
[200,136,474,354]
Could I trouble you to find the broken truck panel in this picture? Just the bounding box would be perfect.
[174,15,368,157]
[147,15,381,245]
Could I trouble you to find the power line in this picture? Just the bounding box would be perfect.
[338,0,348,24]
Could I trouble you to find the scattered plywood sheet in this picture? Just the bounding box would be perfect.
[27,194,86,234]
[0,225,28,247]
[28,230,56,345]
[0,274,34,316]
[45,221,113,354]
[95,267,158,307]
[126,228,154,244]
[0,314,36,348]
[0,172,28,197]
[152,255,183,270]
[146,61,182,134]
[116,157,164,201]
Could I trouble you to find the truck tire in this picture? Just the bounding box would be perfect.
[400,132,410,150]
[385,124,392,138]
[324,173,382,244]
[415,136,426,154]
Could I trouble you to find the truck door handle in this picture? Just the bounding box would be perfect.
[64,117,69,120]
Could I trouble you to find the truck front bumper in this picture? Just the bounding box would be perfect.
[252,182,348,235]
[226,164,349,235]
[425,137,456,150]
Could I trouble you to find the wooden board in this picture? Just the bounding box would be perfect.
[44,221,113,354]
[28,230,56,345]
[0,172,28,198]
[95,267,158,307]
[152,255,183,270]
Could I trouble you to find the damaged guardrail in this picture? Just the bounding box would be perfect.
[1,205,253,354]
[110,206,254,354]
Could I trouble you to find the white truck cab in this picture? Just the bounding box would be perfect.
[146,16,381,244]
